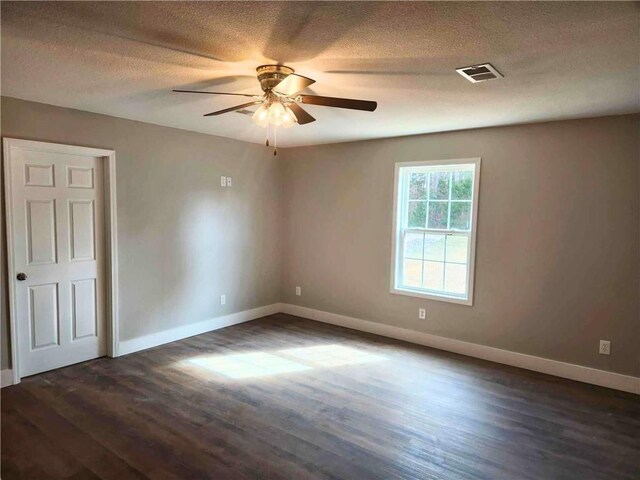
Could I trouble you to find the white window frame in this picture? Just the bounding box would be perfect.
[390,157,481,306]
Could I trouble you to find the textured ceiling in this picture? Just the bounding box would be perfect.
[2,1,639,147]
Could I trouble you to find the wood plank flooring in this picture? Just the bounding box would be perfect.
[2,313,639,479]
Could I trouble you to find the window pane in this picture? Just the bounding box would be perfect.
[445,235,469,263]
[424,234,445,261]
[423,261,444,291]
[429,172,450,200]
[395,162,478,302]
[403,233,424,259]
[427,201,448,229]
[403,259,422,287]
[409,173,427,200]
[451,171,473,200]
[444,263,467,295]
[450,202,471,230]
[408,201,426,228]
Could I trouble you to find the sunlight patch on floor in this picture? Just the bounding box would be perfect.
[184,344,387,379]
[279,344,386,367]
[188,352,312,379]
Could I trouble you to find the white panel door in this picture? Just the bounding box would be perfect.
[8,143,106,377]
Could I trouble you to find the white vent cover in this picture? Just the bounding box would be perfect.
[456,63,503,83]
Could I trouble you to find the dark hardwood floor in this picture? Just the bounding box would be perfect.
[2,313,639,480]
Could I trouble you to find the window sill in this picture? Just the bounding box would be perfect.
[390,286,473,306]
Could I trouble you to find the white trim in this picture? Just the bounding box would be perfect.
[1,369,14,388]
[281,304,640,395]
[3,138,119,382]
[3,141,20,385]
[118,303,283,356]
[103,151,120,357]
[390,158,481,306]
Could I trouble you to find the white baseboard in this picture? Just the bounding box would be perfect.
[1,369,14,388]
[281,303,640,395]
[118,303,283,356]
[6,301,638,395]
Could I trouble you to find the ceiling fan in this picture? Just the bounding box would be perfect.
[173,65,377,151]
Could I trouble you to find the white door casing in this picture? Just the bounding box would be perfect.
[4,139,118,382]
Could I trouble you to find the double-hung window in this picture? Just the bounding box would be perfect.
[391,158,481,305]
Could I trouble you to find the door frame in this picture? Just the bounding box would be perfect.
[3,138,119,384]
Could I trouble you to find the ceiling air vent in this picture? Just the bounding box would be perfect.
[456,63,503,83]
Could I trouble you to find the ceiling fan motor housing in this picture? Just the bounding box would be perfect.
[257,65,294,92]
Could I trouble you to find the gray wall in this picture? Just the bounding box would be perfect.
[1,96,282,369]
[2,97,638,379]
[280,115,640,377]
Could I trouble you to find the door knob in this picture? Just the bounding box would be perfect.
[16,273,27,281]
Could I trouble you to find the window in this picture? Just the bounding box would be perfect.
[391,158,481,305]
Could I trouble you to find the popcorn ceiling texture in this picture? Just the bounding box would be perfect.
[1,1,639,147]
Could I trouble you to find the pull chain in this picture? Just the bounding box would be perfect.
[266,123,270,147]
[274,126,277,156]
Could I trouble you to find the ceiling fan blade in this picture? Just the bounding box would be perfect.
[299,95,377,112]
[204,101,262,116]
[173,89,262,98]
[288,103,316,125]
[272,74,316,96]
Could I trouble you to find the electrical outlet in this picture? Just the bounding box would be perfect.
[220,176,227,187]
[295,286,302,296]
[418,308,426,320]
[220,294,226,305]
[226,176,232,187]
[599,340,611,355]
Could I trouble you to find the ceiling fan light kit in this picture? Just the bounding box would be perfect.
[251,99,297,128]
[173,64,378,153]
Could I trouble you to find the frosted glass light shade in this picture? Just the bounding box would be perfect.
[252,104,269,127]
[282,107,296,128]
[268,102,286,126]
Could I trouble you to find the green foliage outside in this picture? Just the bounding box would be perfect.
[407,170,473,230]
